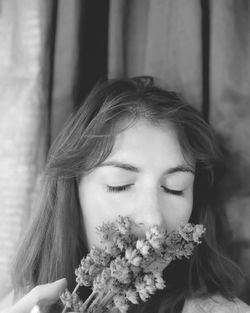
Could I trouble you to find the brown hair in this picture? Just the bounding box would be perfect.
[12,77,242,312]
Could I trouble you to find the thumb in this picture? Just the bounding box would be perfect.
[11,278,67,313]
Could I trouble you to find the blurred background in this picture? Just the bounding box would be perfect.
[0,0,249,304]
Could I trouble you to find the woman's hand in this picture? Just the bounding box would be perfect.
[1,278,67,313]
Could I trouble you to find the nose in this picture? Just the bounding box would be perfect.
[132,188,164,231]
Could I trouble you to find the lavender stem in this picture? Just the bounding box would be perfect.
[82,291,97,310]
[61,283,81,313]
[86,293,102,313]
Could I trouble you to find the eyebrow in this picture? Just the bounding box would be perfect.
[100,161,195,175]
[166,165,195,175]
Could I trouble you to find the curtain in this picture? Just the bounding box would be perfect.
[108,0,250,302]
[209,0,250,299]
[0,0,109,301]
[109,0,202,110]
[0,0,51,300]
[0,0,249,304]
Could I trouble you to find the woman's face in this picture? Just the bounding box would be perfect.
[78,119,195,248]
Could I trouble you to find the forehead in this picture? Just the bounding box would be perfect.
[107,119,195,168]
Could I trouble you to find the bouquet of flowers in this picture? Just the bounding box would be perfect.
[60,216,205,313]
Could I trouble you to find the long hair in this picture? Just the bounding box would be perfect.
[12,77,243,312]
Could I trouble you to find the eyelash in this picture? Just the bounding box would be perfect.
[161,186,184,196]
[106,184,183,196]
[106,184,132,192]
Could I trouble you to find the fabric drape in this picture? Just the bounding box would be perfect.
[109,0,202,110]
[108,0,250,302]
[209,0,250,299]
[0,0,249,303]
[0,0,51,299]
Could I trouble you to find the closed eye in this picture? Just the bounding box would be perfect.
[161,186,184,196]
[106,184,132,192]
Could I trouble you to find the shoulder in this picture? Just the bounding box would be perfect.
[183,295,250,313]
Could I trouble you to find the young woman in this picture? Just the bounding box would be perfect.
[1,77,249,313]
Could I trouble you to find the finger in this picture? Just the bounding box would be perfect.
[33,278,67,305]
[10,278,67,313]
[29,305,40,313]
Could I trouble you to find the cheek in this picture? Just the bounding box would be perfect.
[79,182,129,220]
[163,193,193,232]
[78,179,132,247]
[78,180,107,247]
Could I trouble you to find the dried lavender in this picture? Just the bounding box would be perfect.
[60,216,205,313]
